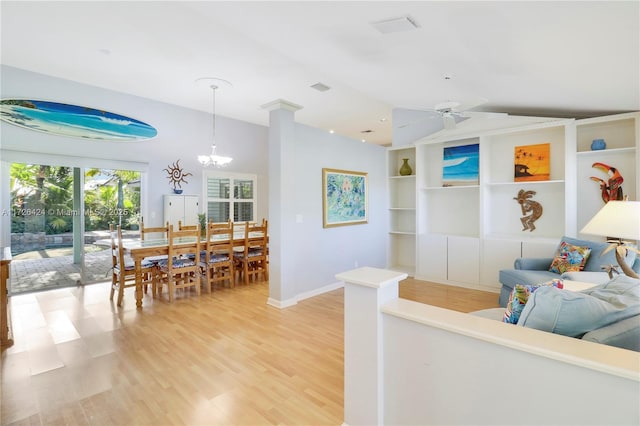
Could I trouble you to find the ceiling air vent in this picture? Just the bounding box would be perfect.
[310,82,331,92]
[371,15,420,34]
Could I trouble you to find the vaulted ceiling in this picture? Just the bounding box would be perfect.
[1,1,638,145]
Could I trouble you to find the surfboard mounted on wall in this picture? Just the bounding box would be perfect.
[0,99,158,141]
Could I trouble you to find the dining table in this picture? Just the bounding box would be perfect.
[117,231,262,308]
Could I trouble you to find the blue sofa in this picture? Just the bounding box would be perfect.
[498,236,640,307]
[474,275,640,351]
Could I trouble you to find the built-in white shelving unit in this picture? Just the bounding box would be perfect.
[387,112,639,292]
[387,147,416,275]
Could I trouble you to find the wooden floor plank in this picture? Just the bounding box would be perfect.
[1,277,499,425]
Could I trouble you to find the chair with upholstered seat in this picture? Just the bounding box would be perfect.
[140,217,170,295]
[234,220,268,285]
[200,220,235,292]
[155,224,201,302]
[109,223,155,306]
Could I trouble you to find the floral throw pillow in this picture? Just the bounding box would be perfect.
[548,242,592,274]
[503,279,564,324]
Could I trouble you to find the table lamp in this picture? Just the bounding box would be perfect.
[580,200,640,279]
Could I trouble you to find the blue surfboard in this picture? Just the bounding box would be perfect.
[0,99,157,141]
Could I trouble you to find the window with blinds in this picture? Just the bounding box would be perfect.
[204,172,257,223]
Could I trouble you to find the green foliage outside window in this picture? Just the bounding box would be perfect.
[10,163,141,234]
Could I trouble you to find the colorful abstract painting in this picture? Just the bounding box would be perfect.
[514,143,550,182]
[323,168,368,228]
[0,99,157,141]
[442,143,479,186]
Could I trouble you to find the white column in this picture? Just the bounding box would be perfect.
[336,266,407,426]
[262,99,302,307]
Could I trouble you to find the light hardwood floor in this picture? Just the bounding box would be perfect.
[1,277,499,425]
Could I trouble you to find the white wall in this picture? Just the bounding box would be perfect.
[288,124,387,297]
[0,65,269,232]
[1,65,388,300]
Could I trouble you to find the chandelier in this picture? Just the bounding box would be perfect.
[198,82,232,167]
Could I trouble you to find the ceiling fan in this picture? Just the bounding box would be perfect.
[397,98,505,130]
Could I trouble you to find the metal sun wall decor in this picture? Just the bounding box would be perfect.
[590,162,624,203]
[164,159,192,193]
[514,143,550,182]
[514,189,543,232]
[0,99,157,141]
[322,168,368,228]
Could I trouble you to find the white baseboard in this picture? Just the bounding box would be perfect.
[266,281,345,309]
[266,297,297,309]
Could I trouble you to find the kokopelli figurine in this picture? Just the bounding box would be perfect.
[514,189,543,232]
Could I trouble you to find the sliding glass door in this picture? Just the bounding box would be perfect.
[8,162,142,294]
[83,169,141,283]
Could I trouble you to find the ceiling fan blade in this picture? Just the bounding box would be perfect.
[451,97,489,113]
[442,113,457,130]
[433,100,460,112]
[461,111,507,119]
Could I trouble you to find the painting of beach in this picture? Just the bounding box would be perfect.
[0,99,157,141]
[514,142,550,182]
[442,143,479,186]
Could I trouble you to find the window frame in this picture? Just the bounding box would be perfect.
[202,170,258,224]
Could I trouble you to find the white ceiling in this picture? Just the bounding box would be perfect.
[1,1,638,146]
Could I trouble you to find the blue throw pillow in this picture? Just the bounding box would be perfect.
[517,276,640,337]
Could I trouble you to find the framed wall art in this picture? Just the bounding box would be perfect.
[322,168,368,228]
[514,142,550,182]
[442,143,479,186]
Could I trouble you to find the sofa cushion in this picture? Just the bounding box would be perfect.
[581,315,640,351]
[560,236,636,272]
[503,279,564,324]
[549,241,591,274]
[517,275,640,338]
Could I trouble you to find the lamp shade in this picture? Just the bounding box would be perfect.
[580,201,640,241]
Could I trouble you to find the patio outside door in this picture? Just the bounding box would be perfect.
[83,169,141,283]
[8,163,142,294]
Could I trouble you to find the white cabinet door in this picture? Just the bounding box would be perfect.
[183,196,199,226]
[522,239,558,258]
[164,195,199,228]
[447,236,479,284]
[417,234,447,282]
[480,238,522,289]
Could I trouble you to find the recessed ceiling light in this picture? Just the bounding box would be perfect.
[361,139,366,143]
[371,15,420,34]
[380,118,388,122]
[329,129,335,134]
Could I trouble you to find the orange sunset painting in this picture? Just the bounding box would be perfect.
[514,143,550,182]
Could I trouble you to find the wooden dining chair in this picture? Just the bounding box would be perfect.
[109,223,155,307]
[140,217,169,241]
[140,217,170,295]
[178,220,198,231]
[155,224,201,302]
[233,220,268,285]
[200,220,235,292]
